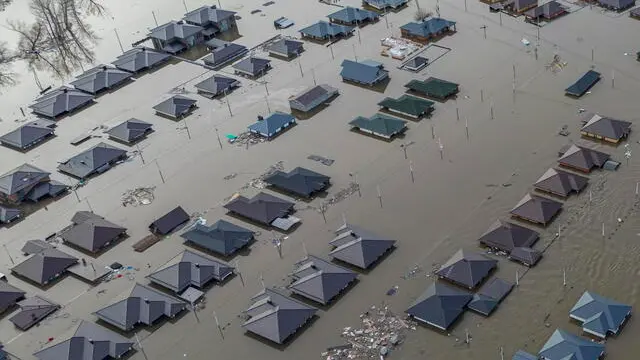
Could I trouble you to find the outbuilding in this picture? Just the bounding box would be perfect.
[565,70,601,97]
[149,206,190,235]
[289,84,339,113]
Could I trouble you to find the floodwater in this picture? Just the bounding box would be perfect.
[0,0,640,359]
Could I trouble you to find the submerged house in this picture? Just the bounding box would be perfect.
[569,291,632,339]
[153,95,197,119]
[533,168,588,197]
[363,0,409,10]
[340,60,389,86]
[505,0,538,13]
[29,86,94,119]
[265,39,304,59]
[232,57,271,78]
[264,167,330,198]
[106,118,153,145]
[436,249,497,289]
[510,194,562,226]
[509,246,543,267]
[467,277,514,316]
[288,255,357,305]
[57,142,128,179]
[0,121,55,151]
[149,206,191,235]
[400,18,457,43]
[558,145,610,173]
[378,95,435,119]
[181,219,254,256]
[147,250,234,293]
[580,112,632,144]
[349,114,407,140]
[148,20,203,54]
[406,282,472,331]
[112,47,170,73]
[538,329,605,360]
[248,112,296,139]
[0,164,51,205]
[524,1,566,20]
[223,192,298,230]
[194,75,240,98]
[183,5,237,38]
[329,223,396,269]
[598,0,635,10]
[70,65,133,94]
[565,70,601,97]
[327,7,379,25]
[405,77,459,100]
[0,206,21,223]
[10,296,59,331]
[299,21,355,40]
[11,248,78,285]
[477,220,539,253]
[59,211,127,253]
[202,42,248,69]
[289,84,339,113]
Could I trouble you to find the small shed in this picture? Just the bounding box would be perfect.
[405,77,459,100]
[403,56,429,72]
[378,95,435,119]
[467,277,513,316]
[149,206,190,235]
[565,70,601,97]
[289,84,339,112]
[0,206,21,223]
[248,112,296,139]
[349,114,407,140]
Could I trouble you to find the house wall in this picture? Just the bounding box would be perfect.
[599,0,635,9]
[516,0,538,12]
[217,17,237,32]
[580,131,621,144]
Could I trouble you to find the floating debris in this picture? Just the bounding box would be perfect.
[546,54,567,73]
[402,264,423,279]
[223,173,238,181]
[231,131,266,148]
[242,161,284,190]
[308,154,335,166]
[121,187,155,207]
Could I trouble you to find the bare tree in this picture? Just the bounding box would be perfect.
[0,42,17,87]
[414,8,432,21]
[0,0,12,12]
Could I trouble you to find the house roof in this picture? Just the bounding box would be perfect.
[264,167,330,198]
[34,320,134,360]
[0,123,54,150]
[57,142,127,179]
[29,86,94,118]
[513,350,538,360]
[203,43,248,67]
[184,5,236,26]
[248,112,296,138]
[265,39,304,56]
[406,282,472,330]
[21,239,53,255]
[232,57,271,75]
[290,84,339,108]
[329,223,396,269]
[223,192,294,225]
[181,220,253,256]
[539,329,605,360]
[509,247,542,266]
[0,281,25,312]
[9,296,59,330]
[299,21,354,38]
[364,0,409,7]
[25,180,68,202]
[153,95,197,118]
[288,255,357,305]
[349,114,407,138]
[327,7,379,23]
[533,168,588,197]
[243,288,317,344]
[400,18,456,37]
[468,278,514,315]
[378,95,434,117]
[0,206,21,223]
[525,0,564,17]
[510,194,562,224]
[60,212,126,253]
[405,77,459,98]
[569,291,632,338]
[106,118,153,144]
[147,250,234,293]
[70,66,132,94]
[194,75,239,95]
[404,56,429,70]
[148,21,202,40]
[558,144,610,172]
[340,59,389,84]
[93,283,187,331]
[478,220,539,252]
[0,163,50,196]
[467,294,499,316]
[565,70,601,97]
[11,248,78,285]
[436,249,497,289]
[580,112,632,140]
[150,206,190,235]
[112,47,170,73]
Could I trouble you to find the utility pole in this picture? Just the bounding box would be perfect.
[114,29,125,54]
[182,0,188,12]
[136,144,145,164]
[499,11,502,26]
[265,96,271,113]
[409,161,414,183]
[155,160,166,184]
[312,69,317,86]
[224,88,232,116]
[563,268,567,286]
[376,185,383,208]
[438,138,444,160]
[235,260,244,286]
[512,64,516,93]
[465,117,469,139]
[384,10,389,29]
[329,44,335,59]
[135,333,149,360]
[349,172,361,197]
[263,81,269,96]
[298,58,304,78]
[213,311,224,339]
[591,48,594,63]
[515,270,519,286]
[3,244,14,265]
[352,44,358,62]
[215,128,223,150]
[611,69,615,88]
[490,102,494,119]
[357,28,361,44]
[481,25,487,39]
[431,123,435,139]
[456,107,460,121]
[152,11,158,27]
[320,204,327,223]
[480,89,484,102]
[86,198,94,213]
[464,0,467,11]
[183,118,191,139]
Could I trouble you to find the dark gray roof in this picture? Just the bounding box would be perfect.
[21,239,53,255]
[329,223,396,269]
[265,39,304,56]
[404,56,428,71]
[0,281,25,312]
[436,250,497,289]
[558,144,610,172]
[565,70,600,97]
[223,192,294,225]
[478,220,539,253]
[70,66,132,94]
[153,95,197,118]
[569,291,632,338]
[509,247,542,266]
[340,59,389,84]
[24,180,68,202]
[406,282,472,330]
[288,255,357,305]
[57,142,128,179]
[232,57,271,76]
[29,87,95,118]
[93,283,187,331]
[467,294,499,316]
[148,21,202,41]
[112,47,170,72]
[264,167,330,198]
[0,163,50,196]
[539,329,605,360]
[400,18,456,38]
[11,248,78,285]
[299,21,354,38]
[202,43,248,67]
[194,75,240,96]
[327,6,379,23]
[106,118,153,144]
[0,206,21,223]
[9,296,59,330]
[181,220,253,256]
[290,84,339,109]
[524,0,565,18]
[513,350,538,360]
[60,212,126,253]
[534,168,588,197]
[0,123,54,150]
[580,112,632,141]
[243,288,317,344]
[510,194,562,225]
[147,250,234,293]
[477,277,513,302]
[184,5,236,26]
[34,320,134,360]
[150,206,190,235]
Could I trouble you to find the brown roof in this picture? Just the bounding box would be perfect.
[510,194,562,225]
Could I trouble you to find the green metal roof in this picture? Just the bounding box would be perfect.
[405,77,459,99]
[349,114,407,137]
[378,95,434,117]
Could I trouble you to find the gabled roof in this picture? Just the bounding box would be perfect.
[147,250,234,293]
[539,329,605,360]
[34,320,134,360]
[580,112,632,140]
[194,75,240,96]
[327,7,379,23]
[11,248,77,285]
[25,180,68,202]
[509,247,542,266]
[243,288,317,344]
[569,291,632,338]
[70,66,132,94]
[400,17,456,37]
[378,95,435,117]
[558,145,610,172]
[406,282,472,330]
[265,39,304,56]
[405,77,459,98]
[299,21,354,38]
[106,118,153,144]
[340,59,389,84]
[150,206,190,235]
[184,5,236,26]
[181,220,253,256]
[525,0,565,18]
[224,192,294,225]
[436,249,497,289]
[0,206,21,223]
[0,163,50,196]
[264,167,330,198]
[21,239,53,255]
[153,95,197,118]
[510,194,562,224]
[533,168,588,197]
[148,21,202,41]
[290,84,339,109]
[112,47,170,73]
[0,123,54,150]
[478,220,539,252]
[29,86,94,118]
[513,350,538,360]
[565,70,601,97]
[60,212,126,253]
[9,296,59,330]
[203,43,248,67]
[329,223,396,269]
[58,142,127,179]
[349,114,407,138]
[93,283,187,331]
[232,57,271,75]
[0,281,25,312]
[248,112,296,138]
[288,255,357,305]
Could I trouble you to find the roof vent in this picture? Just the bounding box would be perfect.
[144,298,150,303]
[102,65,108,71]
[194,263,200,268]
[88,338,94,344]
[257,115,264,121]
[62,88,69,93]
[177,20,184,25]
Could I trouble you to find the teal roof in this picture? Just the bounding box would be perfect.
[349,114,407,138]
[569,291,631,338]
[539,329,605,360]
[400,18,456,38]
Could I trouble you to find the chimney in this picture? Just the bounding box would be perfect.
[62,88,69,93]
[102,65,108,71]
[88,338,94,344]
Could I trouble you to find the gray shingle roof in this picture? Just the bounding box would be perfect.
[194,75,240,97]
[513,350,538,360]
[533,168,588,197]
[0,123,54,150]
[153,95,197,118]
[524,0,565,18]
[184,5,236,26]
[248,112,296,138]
[0,206,21,223]
[406,282,472,330]
[329,223,396,269]
[11,248,77,285]
[93,283,187,331]
[34,320,134,360]
[468,277,513,315]
[0,281,25,313]
[112,47,170,73]
[202,43,248,67]
[539,329,605,360]
[60,212,126,253]
[57,142,128,179]
[243,288,317,344]
[364,0,409,8]
[147,250,234,293]
[340,59,389,85]
[558,144,610,172]
[404,56,428,71]
[148,21,202,41]
[289,84,339,110]
[232,57,271,76]
[400,17,456,38]
[478,220,539,253]
[299,21,354,38]
[150,206,190,235]
[327,6,379,23]
[436,250,497,289]
[288,255,357,305]
[569,291,632,338]
[24,180,68,202]
[224,192,294,225]
[265,39,304,57]
[70,66,133,94]
[509,247,542,266]
[29,86,94,118]
[580,112,632,141]
[106,118,153,144]
[0,163,50,197]
[264,167,330,198]
[21,239,53,255]
[9,296,59,330]
[181,220,254,256]
[510,194,563,225]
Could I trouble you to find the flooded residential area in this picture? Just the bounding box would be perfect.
[0,0,639,359]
